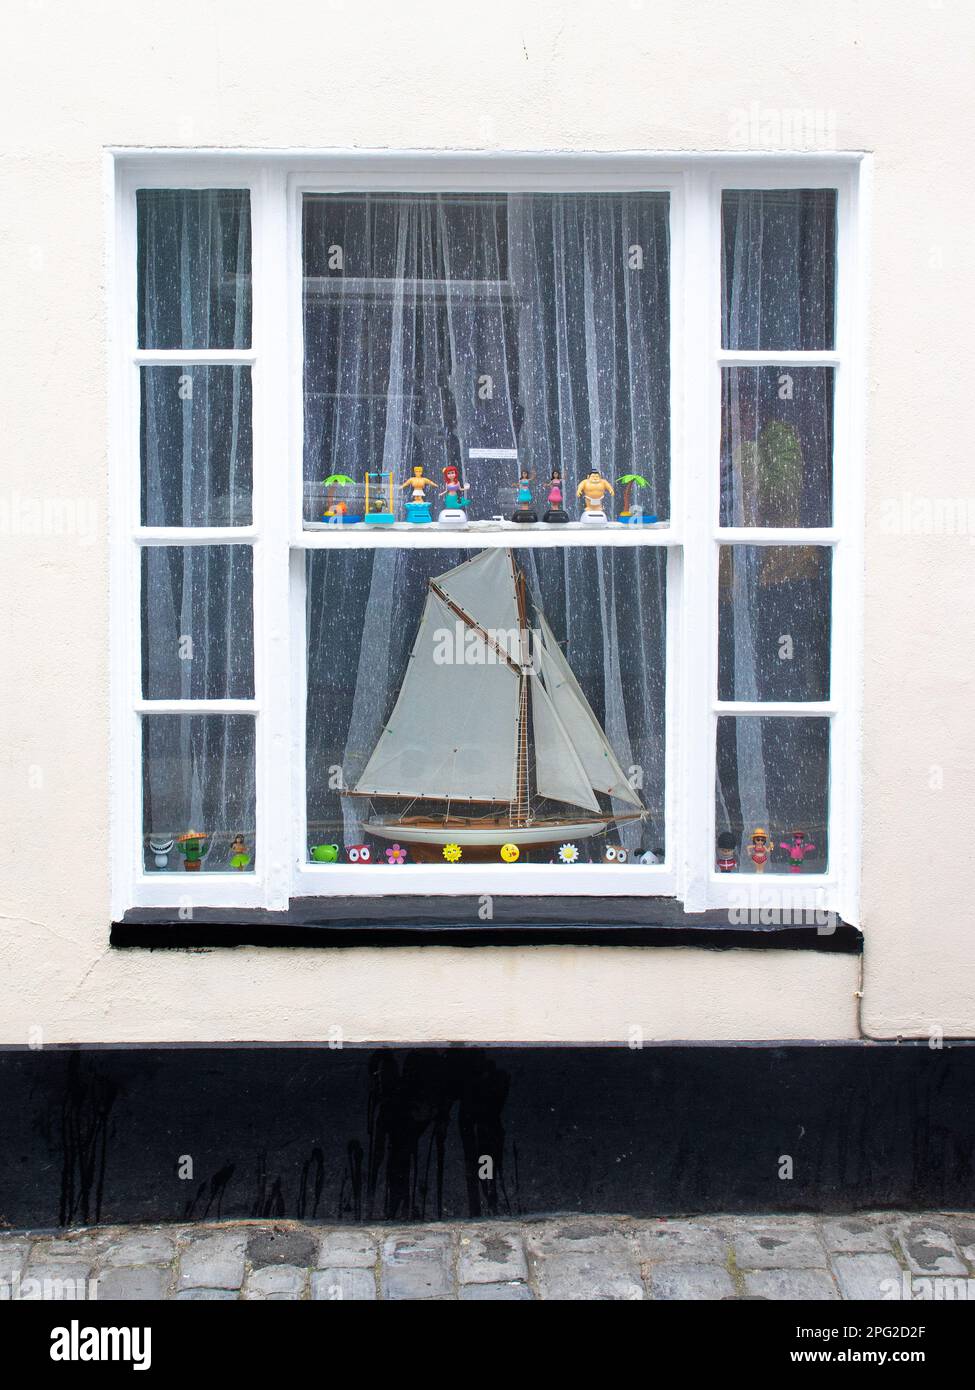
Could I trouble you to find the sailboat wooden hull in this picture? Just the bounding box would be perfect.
[364,816,617,850]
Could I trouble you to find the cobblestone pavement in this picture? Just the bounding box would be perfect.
[2,1213,973,1301]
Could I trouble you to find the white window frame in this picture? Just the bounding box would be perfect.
[108,151,866,921]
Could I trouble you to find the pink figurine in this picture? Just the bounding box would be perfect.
[543,468,569,524]
[780,830,816,873]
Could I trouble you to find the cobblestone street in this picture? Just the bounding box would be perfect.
[2,1213,973,1301]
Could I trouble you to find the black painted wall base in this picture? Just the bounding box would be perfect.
[1,1044,972,1230]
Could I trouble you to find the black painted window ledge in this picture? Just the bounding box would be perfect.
[111,897,862,951]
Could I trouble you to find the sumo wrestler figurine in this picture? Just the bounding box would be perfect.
[576,469,615,525]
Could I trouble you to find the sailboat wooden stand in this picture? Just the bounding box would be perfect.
[344,548,644,856]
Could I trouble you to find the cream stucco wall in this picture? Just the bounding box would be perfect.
[0,0,971,1042]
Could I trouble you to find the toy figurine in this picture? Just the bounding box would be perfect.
[747,827,773,874]
[511,468,538,524]
[175,830,208,872]
[437,464,470,528]
[364,471,396,526]
[500,842,520,862]
[543,468,568,524]
[401,465,437,524]
[557,843,580,864]
[385,843,407,865]
[310,843,339,863]
[322,473,360,524]
[229,834,251,870]
[602,845,629,863]
[638,846,664,865]
[576,469,615,524]
[716,831,738,873]
[148,835,174,869]
[346,844,373,863]
[780,830,816,873]
[617,473,655,525]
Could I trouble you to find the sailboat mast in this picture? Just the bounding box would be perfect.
[511,562,531,827]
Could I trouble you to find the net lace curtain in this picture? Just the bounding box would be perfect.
[717,190,835,867]
[303,192,670,855]
[139,190,255,868]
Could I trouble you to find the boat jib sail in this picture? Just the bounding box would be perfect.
[347,547,644,844]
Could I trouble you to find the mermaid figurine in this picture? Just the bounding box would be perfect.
[437,464,470,528]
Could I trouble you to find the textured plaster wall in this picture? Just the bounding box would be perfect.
[0,0,971,1041]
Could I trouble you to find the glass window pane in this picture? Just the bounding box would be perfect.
[141,546,254,700]
[305,546,666,867]
[720,365,833,527]
[142,714,256,873]
[718,546,831,702]
[141,365,253,527]
[715,716,829,875]
[137,189,252,349]
[302,192,670,529]
[722,189,836,350]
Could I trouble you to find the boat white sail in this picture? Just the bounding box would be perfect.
[346,547,644,849]
[353,587,520,803]
[535,611,642,808]
[531,669,601,813]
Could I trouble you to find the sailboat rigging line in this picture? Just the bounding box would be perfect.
[428,580,523,674]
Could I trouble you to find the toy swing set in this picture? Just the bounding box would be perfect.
[363,470,396,526]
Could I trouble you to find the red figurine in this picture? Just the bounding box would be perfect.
[780,830,816,873]
[716,832,738,873]
[747,827,772,874]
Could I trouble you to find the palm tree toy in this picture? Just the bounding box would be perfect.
[323,473,356,522]
[617,473,650,524]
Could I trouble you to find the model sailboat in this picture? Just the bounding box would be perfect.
[345,548,644,852]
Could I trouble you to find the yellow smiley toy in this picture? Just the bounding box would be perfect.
[500,843,520,863]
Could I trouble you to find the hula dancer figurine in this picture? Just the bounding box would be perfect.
[511,468,538,523]
[437,463,470,528]
[577,469,615,525]
[229,834,251,870]
[401,465,437,523]
[543,468,568,524]
[747,827,773,874]
[780,830,816,872]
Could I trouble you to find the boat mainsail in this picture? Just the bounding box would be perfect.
[346,548,644,850]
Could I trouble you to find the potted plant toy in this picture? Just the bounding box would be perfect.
[175,830,209,871]
[322,473,360,524]
[616,473,655,524]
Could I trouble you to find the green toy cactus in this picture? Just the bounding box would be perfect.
[175,831,209,871]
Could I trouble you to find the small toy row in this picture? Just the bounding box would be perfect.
[310,841,665,865]
[321,467,656,528]
[147,832,251,870]
[717,829,817,874]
